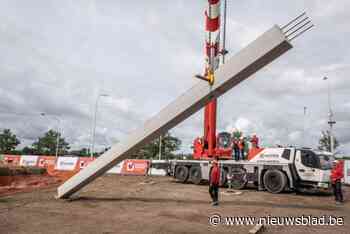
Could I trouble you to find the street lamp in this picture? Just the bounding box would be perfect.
[323,77,336,153]
[40,113,62,158]
[91,94,109,158]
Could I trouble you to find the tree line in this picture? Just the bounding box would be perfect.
[0,129,182,159]
[0,128,339,158]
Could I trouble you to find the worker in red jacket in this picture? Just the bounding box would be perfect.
[209,159,220,206]
[330,160,344,204]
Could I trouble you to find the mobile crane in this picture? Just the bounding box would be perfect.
[170,2,333,194]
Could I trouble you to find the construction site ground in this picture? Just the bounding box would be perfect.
[0,175,349,234]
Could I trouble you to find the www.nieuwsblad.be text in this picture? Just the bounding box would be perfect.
[208,214,344,226]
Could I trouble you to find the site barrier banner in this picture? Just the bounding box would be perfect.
[1,155,169,177]
[19,155,39,167]
[55,157,79,171]
[3,155,21,166]
[121,159,149,175]
[345,160,350,185]
[107,161,124,174]
[38,156,57,168]
[78,157,95,169]
[148,160,168,176]
[148,168,167,176]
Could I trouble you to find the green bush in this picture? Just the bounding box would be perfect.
[0,167,11,176]
[25,167,46,175]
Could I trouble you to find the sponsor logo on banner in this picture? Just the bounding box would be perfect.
[78,158,94,169]
[127,161,135,171]
[20,155,39,167]
[38,156,56,168]
[55,157,79,171]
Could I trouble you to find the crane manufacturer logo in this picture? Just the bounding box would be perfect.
[260,154,279,158]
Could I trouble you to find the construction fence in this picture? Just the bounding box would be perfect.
[1,155,168,177]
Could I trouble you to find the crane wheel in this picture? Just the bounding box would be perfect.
[230,168,247,190]
[189,167,202,185]
[263,169,287,194]
[175,166,189,183]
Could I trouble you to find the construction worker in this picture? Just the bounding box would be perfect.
[239,136,246,160]
[232,138,240,161]
[331,160,344,205]
[251,133,259,149]
[209,159,220,206]
[231,129,241,160]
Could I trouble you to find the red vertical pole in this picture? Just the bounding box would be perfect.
[207,99,217,156]
[203,0,220,157]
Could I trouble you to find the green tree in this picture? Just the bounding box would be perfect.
[69,148,91,157]
[318,130,339,152]
[0,129,20,154]
[32,129,70,156]
[231,129,242,140]
[21,146,37,155]
[133,132,181,160]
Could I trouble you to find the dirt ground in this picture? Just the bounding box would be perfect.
[0,175,60,197]
[0,175,349,234]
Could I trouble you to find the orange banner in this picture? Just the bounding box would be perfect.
[121,159,149,175]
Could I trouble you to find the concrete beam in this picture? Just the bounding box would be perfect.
[57,25,292,198]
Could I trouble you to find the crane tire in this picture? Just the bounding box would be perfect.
[175,166,189,183]
[263,169,287,194]
[230,168,248,190]
[189,167,202,185]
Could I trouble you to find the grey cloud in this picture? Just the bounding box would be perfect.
[0,0,349,154]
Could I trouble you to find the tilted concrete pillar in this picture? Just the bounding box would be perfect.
[57,25,293,198]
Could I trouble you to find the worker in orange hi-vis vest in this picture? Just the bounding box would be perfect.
[238,136,244,160]
[250,133,259,149]
[238,136,246,160]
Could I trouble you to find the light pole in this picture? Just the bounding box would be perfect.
[91,94,109,158]
[302,106,307,147]
[158,135,162,160]
[323,77,336,153]
[40,113,62,158]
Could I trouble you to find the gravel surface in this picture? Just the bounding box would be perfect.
[0,175,348,234]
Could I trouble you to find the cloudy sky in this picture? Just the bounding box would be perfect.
[0,0,349,154]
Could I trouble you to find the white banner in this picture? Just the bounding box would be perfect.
[345,160,350,185]
[148,168,167,176]
[55,157,79,171]
[20,155,38,167]
[107,161,124,174]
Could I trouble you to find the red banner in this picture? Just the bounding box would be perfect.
[3,155,21,166]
